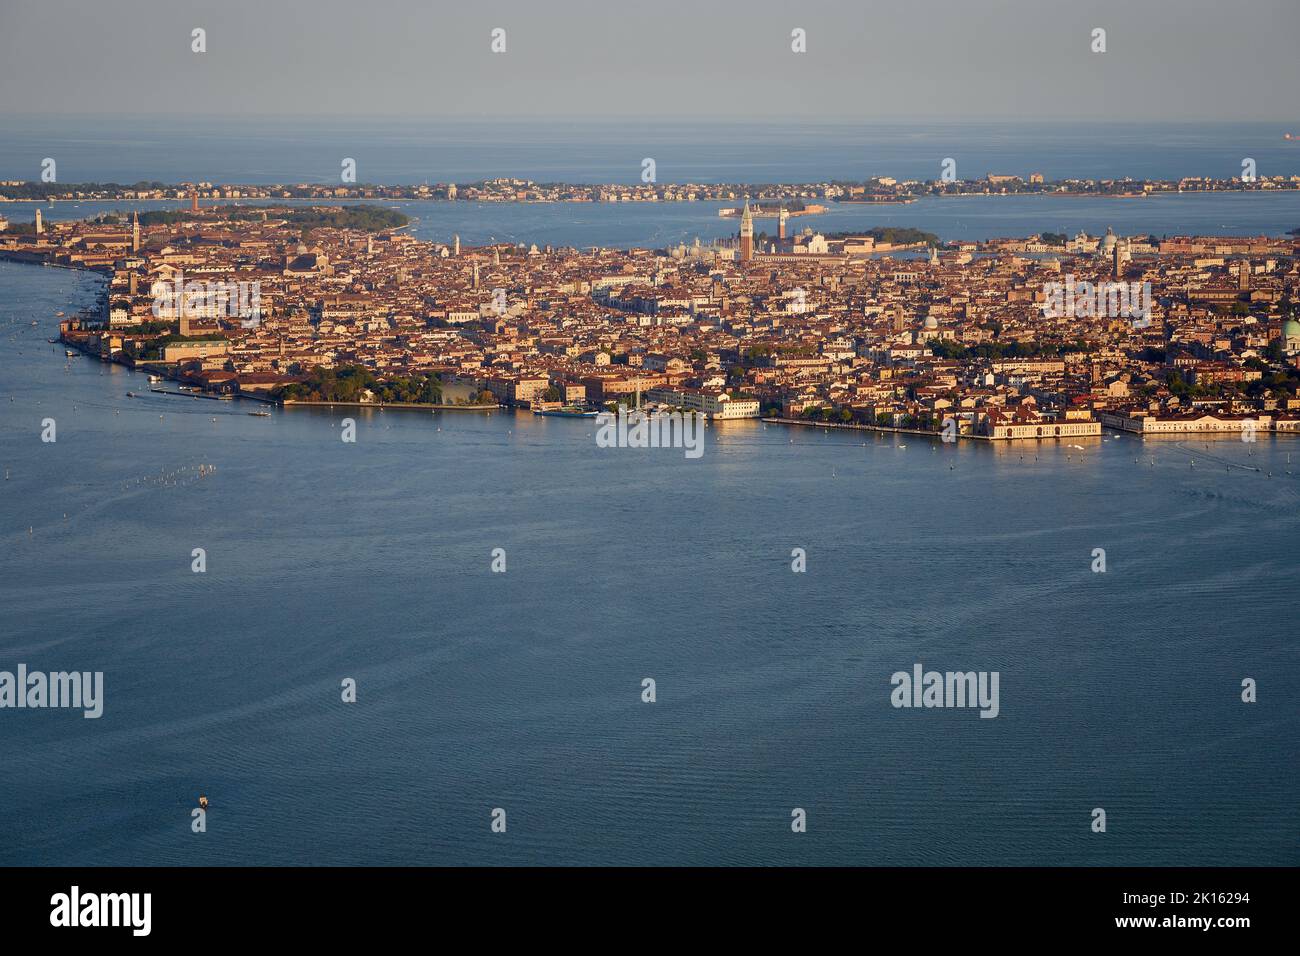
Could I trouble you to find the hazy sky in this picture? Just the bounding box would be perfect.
[1,0,1297,121]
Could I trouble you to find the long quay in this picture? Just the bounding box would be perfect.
[762,417,977,441]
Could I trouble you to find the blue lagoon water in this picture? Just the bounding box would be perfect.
[0,260,1296,865]
[22,191,1300,252]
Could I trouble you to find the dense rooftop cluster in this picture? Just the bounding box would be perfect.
[4,206,1300,435]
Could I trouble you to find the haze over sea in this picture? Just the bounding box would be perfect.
[4,117,1300,185]
[0,120,1297,865]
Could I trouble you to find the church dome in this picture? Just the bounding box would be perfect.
[1099,226,1117,256]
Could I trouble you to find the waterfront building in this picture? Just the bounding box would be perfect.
[646,386,760,419]
[981,408,1101,439]
[1097,409,1274,434]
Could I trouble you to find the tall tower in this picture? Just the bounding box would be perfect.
[778,206,788,241]
[1237,259,1250,291]
[1113,237,1131,278]
[131,211,140,253]
[739,199,753,262]
[190,189,199,214]
[34,209,43,234]
[453,234,460,257]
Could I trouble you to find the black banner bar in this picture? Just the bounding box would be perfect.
[0,866,1283,941]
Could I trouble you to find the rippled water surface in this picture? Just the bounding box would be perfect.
[0,260,1296,866]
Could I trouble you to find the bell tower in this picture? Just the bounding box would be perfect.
[739,199,753,262]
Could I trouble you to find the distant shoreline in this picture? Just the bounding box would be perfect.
[4,191,1289,212]
[3,174,1297,209]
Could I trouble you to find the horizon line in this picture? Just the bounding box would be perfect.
[2,112,1297,126]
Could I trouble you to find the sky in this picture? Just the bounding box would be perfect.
[0,0,1298,122]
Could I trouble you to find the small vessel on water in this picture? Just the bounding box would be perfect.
[64,349,76,357]
[248,410,271,417]
[125,391,136,398]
